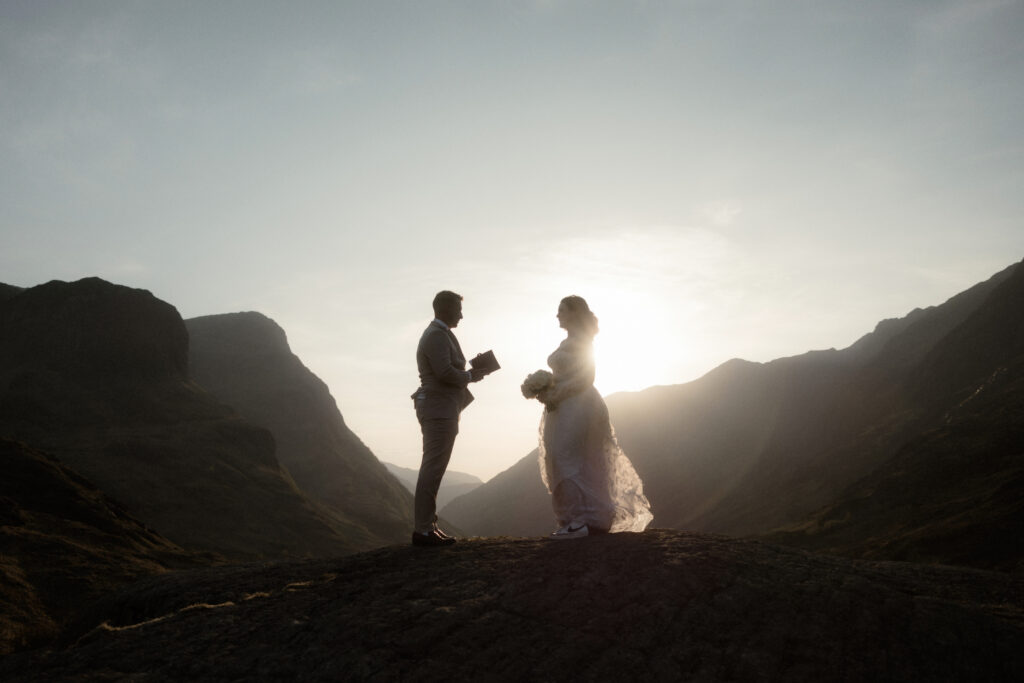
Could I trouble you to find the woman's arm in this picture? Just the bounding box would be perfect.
[540,344,595,407]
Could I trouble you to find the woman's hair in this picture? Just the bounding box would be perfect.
[561,295,599,338]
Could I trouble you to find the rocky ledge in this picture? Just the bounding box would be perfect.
[2,530,1021,682]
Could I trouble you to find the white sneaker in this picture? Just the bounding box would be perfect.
[550,523,589,539]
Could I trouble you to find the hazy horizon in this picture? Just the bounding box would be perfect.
[3,1,1022,479]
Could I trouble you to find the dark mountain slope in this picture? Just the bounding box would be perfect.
[3,531,1021,682]
[186,312,414,547]
[645,262,1019,536]
[911,257,1024,405]
[443,347,904,539]
[0,278,359,560]
[769,395,1024,571]
[769,261,1024,569]
[616,351,906,535]
[0,284,23,302]
[0,439,208,655]
[844,262,1018,366]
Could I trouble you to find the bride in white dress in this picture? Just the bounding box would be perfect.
[532,296,653,538]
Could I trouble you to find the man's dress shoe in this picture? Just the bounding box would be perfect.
[411,529,456,547]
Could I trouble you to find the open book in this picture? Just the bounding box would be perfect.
[470,350,501,375]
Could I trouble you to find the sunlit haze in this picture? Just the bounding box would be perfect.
[3,1,1022,480]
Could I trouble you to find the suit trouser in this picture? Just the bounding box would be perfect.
[414,416,459,533]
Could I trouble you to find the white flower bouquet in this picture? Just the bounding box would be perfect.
[521,369,554,399]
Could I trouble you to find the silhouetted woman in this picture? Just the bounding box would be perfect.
[534,295,652,538]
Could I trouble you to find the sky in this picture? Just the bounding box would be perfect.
[2,1,1022,480]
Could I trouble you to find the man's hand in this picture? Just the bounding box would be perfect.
[470,368,487,382]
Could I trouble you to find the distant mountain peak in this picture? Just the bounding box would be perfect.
[0,277,187,383]
[186,311,291,356]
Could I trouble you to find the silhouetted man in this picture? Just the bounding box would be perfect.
[410,291,487,547]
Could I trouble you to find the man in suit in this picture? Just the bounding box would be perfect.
[411,290,488,547]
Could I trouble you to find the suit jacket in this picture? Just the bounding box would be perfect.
[413,320,474,420]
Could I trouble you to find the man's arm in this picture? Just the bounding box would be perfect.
[422,330,472,387]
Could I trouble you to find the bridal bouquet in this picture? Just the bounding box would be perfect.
[521,370,554,399]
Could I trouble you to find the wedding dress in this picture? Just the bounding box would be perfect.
[539,337,653,533]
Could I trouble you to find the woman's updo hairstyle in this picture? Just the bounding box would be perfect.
[561,295,599,338]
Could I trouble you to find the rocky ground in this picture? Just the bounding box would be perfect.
[2,530,1021,682]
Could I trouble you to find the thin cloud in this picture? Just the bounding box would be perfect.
[702,202,743,227]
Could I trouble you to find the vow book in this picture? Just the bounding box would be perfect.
[471,350,500,374]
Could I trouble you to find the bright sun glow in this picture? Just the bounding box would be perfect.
[354,225,733,479]
[591,289,684,395]
[492,226,726,396]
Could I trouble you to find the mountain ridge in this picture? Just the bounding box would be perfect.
[768,260,1024,569]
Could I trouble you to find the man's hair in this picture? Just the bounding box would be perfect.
[432,290,463,316]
